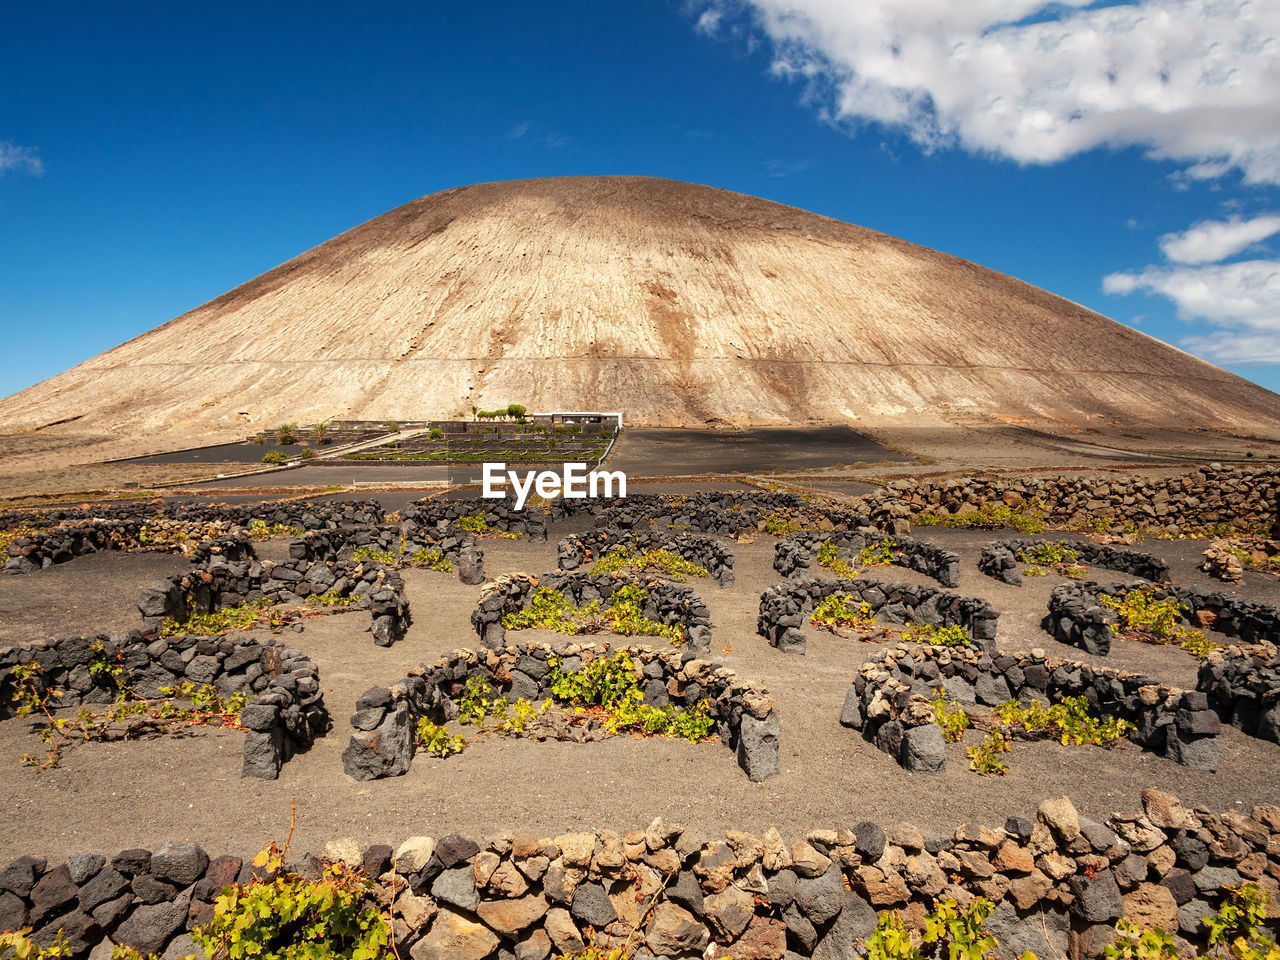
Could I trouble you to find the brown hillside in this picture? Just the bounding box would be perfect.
[2,175,1278,439]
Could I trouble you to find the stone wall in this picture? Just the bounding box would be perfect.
[4,499,386,575]
[0,632,329,780]
[856,466,1279,537]
[979,538,1170,586]
[1197,644,1280,744]
[840,643,1221,773]
[757,577,1001,655]
[3,790,1277,959]
[342,640,780,783]
[138,544,412,647]
[403,497,548,542]
[1044,581,1280,656]
[557,528,735,587]
[773,530,961,588]
[470,572,713,653]
[1,497,386,532]
[289,521,485,584]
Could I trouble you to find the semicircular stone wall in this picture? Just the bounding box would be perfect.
[342,639,780,783]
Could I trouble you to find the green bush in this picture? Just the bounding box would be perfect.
[931,690,971,742]
[1099,588,1187,641]
[1017,541,1080,566]
[502,585,685,644]
[916,502,1047,534]
[816,540,857,578]
[995,695,1134,746]
[811,592,877,630]
[858,540,899,566]
[1,928,70,958]
[428,427,444,439]
[967,730,1010,776]
[548,651,714,742]
[902,622,971,646]
[864,897,1000,960]
[591,546,709,581]
[261,450,291,464]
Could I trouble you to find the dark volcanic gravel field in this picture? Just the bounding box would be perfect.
[0,511,1276,862]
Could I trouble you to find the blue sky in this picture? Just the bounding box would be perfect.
[2,0,1279,399]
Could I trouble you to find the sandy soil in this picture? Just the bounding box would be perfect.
[0,514,1276,863]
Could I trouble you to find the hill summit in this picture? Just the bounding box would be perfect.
[2,175,1277,438]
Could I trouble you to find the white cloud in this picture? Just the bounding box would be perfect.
[1104,258,1280,361]
[1158,213,1280,262]
[697,0,1280,183]
[505,121,531,140]
[696,8,723,35]
[0,141,43,177]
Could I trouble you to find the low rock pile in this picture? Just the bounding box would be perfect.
[979,538,1169,586]
[757,577,1000,655]
[840,643,1221,773]
[0,633,329,779]
[557,528,734,587]
[1200,540,1246,583]
[470,572,712,652]
[342,640,780,782]
[773,530,961,587]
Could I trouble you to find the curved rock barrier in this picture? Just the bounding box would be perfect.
[403,497,548,542]
[757,577,1000,655]
[3,790,1277,959]
[840,643,1220,773]
[1044,581,1280,656]
[1198,643,1280,744]
[979,538,1170,586]
[289,521,485,584]
[342,640,780,782]
[138,544,412,647]
[4,520,155,575]
[470,572,713,652]
[773,530,961,587]
[3,499,387,575]
[857,465,1279,536]
[557,528,735,587]
[0,632,329,779]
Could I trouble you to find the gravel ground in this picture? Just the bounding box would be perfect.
[0,517,1277,863]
